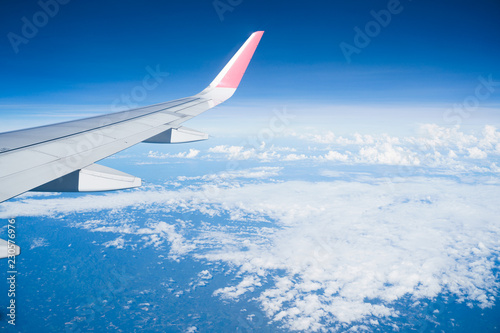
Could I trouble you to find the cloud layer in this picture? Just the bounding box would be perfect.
[2,169,499,331]
[144,124,500,174]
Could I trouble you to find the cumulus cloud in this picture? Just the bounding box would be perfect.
[467,147,488,159]
[357,142,421,166]
[138,124,500,172]
[148,149,200,159]
[103,236,126,249]
[288,124,500,171]
[282,154,308,161]
[207,145,281,161]
[72,218,194,260]
[213,275,262,299]
[320,150,350,162]
[30,237,49,250]
[177,167,282,182]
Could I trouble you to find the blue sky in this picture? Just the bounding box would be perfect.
[0,0,499,119]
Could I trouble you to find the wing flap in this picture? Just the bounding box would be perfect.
[144,126,209,144]
[34,164,141,192]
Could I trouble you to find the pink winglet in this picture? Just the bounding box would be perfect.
[216,31,264,89]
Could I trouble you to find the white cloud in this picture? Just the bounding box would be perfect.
[103,237,126,249]
[177,167,282,182]
[30,237,49,250]
[208,145,252,159]
[2,177,499,331]
[214,275,262,299]
[357,142,421,166]
[414,123,478,150]
[207,145,281,161]
[490,163,500,173]
[467,147,488,159]
[151,221,196,260]
[148,149,200,159]
[287,124,500,170]
[198,270,212,280]
[139,124,499,171]
[320,150,349,162]
[72,218,194,260]
[310,131,336,144]
[283,154,308,161]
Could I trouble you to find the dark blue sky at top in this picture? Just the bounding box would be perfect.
[0,0,499,108]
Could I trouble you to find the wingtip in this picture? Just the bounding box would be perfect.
[251,31,265,39]
[214,31,264,89]
[198,31,264,102]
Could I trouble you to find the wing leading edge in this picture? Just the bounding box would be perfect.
[0,31,264,205]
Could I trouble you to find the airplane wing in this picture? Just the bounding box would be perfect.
[0,31,264,206]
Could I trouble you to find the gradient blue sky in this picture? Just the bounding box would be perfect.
[0,0,499,132]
